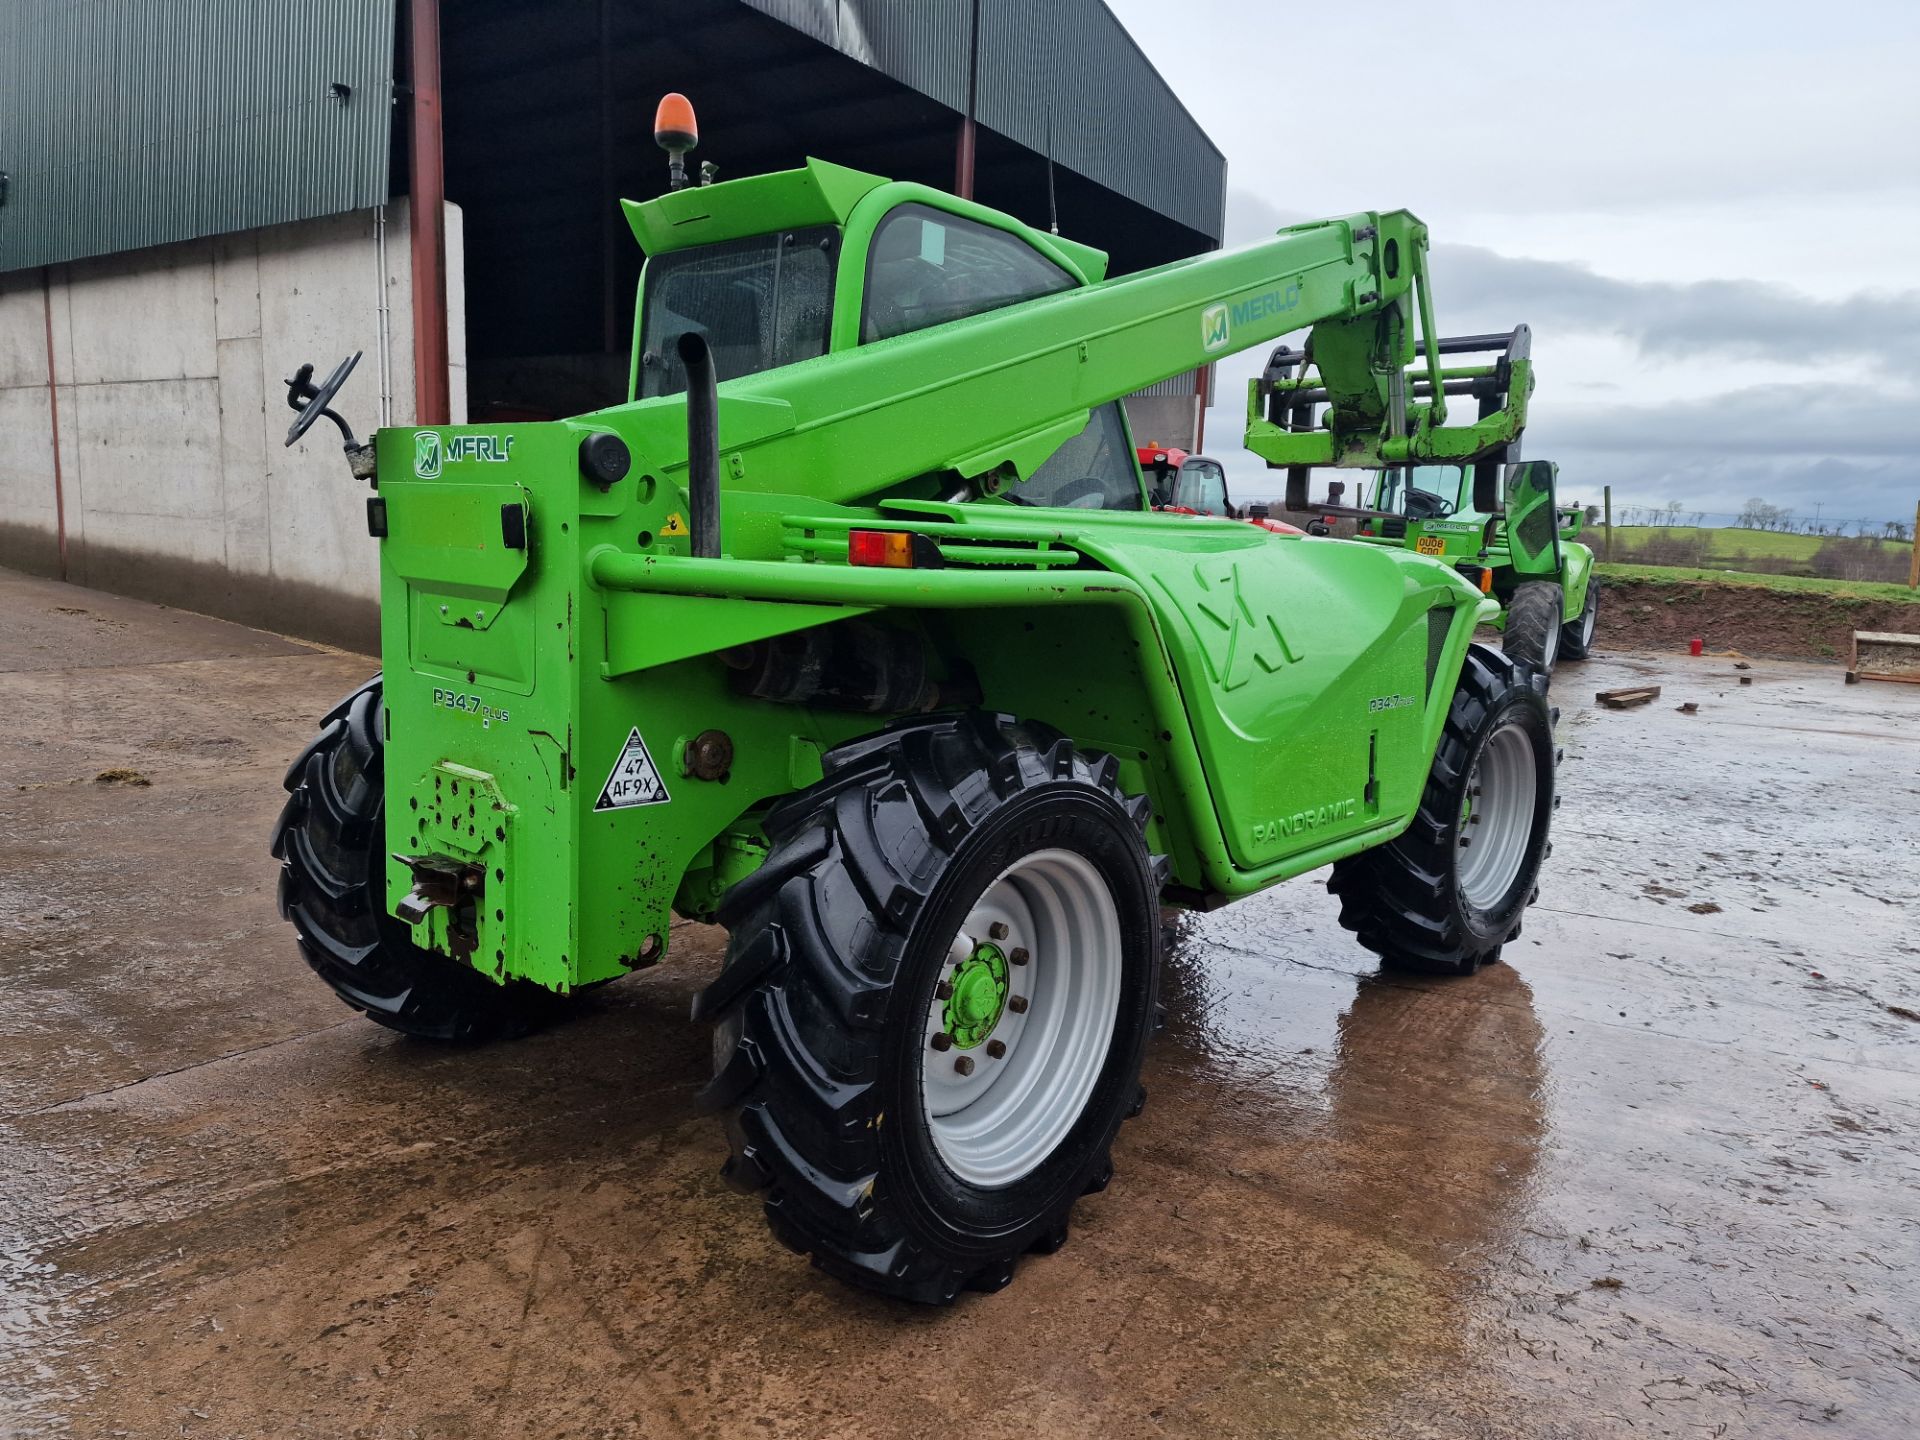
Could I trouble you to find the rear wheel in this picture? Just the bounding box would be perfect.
[270,678,564,1040]
[1329,645,1555,977]
[699,713,1162,1303]
[1559,575,1600,661]
[1502,581,1564,674]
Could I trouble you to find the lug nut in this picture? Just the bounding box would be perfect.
[930,1031,953,1052]
[935,981,953,1000]
[1470,814,1482,824]
[986,1039,1006,1059]
[1008,994,1029,1014]
[1010,946,1029,966]
[1459,836,1472,848]
[988,922,1009,940]
[954,1055,975,1076]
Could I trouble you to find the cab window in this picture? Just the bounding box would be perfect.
[862,204,1077,343]
[636,226,838,398]
[1173,459,1229,515]
[1373,464,1466,518]
[1004,403,1144,511]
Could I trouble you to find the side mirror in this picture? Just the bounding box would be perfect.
[284,351,376,482]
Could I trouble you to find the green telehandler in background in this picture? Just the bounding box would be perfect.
[1353,458,1600,672]
[1250,331,1598,672]
[273,95,1559,1303]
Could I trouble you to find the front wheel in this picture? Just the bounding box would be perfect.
[699,713,1163,1303]
[1559,575,1600,661]
[1502,580,1564,674]
[1329,646,1556,977]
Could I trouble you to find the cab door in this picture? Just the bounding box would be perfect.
[1502,461,1562,578]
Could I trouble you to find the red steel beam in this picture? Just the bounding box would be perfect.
[953,118,977,200]
[408,0,450,424]
[953,0,981,199]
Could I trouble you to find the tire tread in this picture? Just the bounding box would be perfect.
[705,713,1158,1304]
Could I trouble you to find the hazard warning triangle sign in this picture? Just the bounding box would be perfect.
[594,728,671,811]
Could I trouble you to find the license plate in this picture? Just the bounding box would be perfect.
[1415,536,1447,555]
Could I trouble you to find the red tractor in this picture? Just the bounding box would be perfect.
[1137,445,1302,534]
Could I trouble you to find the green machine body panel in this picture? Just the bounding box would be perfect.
[367,161,1522,993]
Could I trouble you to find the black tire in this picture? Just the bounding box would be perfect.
[1502,580,1564,674]
[698,713,1163,1304]
[1559,574,1599,661]
[1328,645,1556,977]
[270,677,563,1041]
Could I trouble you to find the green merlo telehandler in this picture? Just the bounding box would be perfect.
[273,96,1559,1303]
[1355,458,1600,671]
[1250,330,1598,671]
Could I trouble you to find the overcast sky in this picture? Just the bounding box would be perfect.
[1104,0,1920,528]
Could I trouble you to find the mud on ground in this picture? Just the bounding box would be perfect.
[2,565,1918,1438]
[1596,575,1919,662]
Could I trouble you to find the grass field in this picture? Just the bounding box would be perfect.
[1596,562,1920,605]
[1601,526,1908,564]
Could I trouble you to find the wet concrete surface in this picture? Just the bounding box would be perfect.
[3,565,1917,1438]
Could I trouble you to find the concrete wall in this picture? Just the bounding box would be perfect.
[0,201,465,650]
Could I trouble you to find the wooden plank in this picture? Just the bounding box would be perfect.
[1853,631,1920,646]
[1596,685,1661,709]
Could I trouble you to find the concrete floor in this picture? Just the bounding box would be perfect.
[3,563,1917,1439]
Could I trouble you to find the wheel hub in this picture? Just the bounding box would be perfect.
[1456,721,1537,911]
[921,849,1124,1189]
[944,942,1010,1048]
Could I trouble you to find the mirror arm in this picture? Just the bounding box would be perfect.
[312,404,362,451]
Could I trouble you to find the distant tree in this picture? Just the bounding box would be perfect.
[1737,497,1769,529]
[1584,504,1602,525]
[1887,519,1913,543]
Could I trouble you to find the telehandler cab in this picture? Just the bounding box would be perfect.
[273,95,1558,1303]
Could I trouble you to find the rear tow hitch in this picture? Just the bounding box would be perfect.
[392,853,486,958]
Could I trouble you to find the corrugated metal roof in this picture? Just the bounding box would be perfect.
[975,0,1224,243]
[740,0,1224,242]
[1130,370,1204,399]
[0,0,396,273]
[762,0,972,112]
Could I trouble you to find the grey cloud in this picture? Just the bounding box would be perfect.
[1210,188,1920,525]
[1533,383,1918,459]
[1541,453,1913,529]
[1530,386,1919,524]
[1432,245,1920,369]
[1222,188,1920,368]
[1210,382,1920,526]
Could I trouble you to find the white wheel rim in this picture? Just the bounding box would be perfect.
[1541,613,1561,669]
[1579,590,1597,646]
[922,849,1121,1189]
[1457,722,1537,911]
